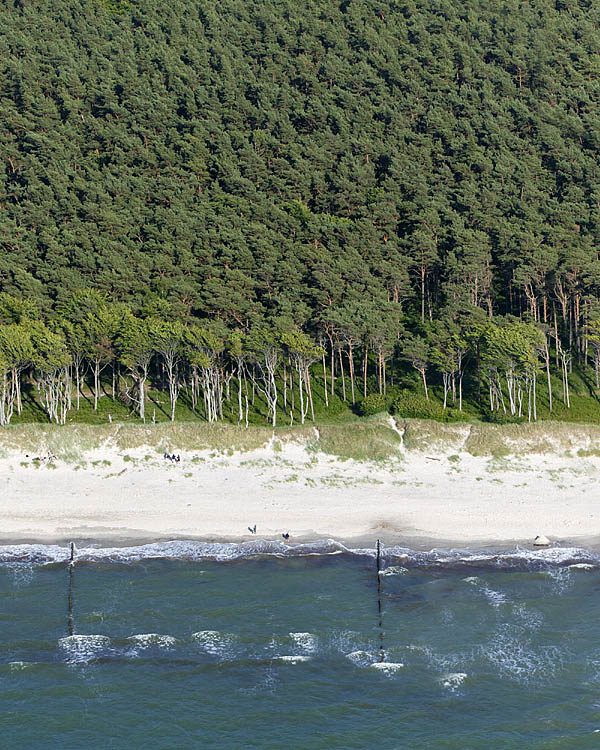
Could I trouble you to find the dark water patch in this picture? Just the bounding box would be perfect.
[1,550,600,747]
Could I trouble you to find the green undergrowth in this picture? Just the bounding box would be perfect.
[8,360,600,434]
[8,375,358,428]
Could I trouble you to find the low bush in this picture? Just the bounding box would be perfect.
[325,392,347,416]
[392,392,444,420]
[358,392,388,416]
[481,410,526,425]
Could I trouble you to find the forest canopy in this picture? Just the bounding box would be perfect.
[1,0,600,426]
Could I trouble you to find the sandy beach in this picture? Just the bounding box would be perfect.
[2,419,600,547]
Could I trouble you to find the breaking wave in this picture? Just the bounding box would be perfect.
[191,630,238,657]
[0,540,598,570]
[59,634,113,664]
[440,672,468,691]
[289,632,318,654]
[273,655,312,664]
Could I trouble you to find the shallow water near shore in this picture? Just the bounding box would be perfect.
[2,543,600,748]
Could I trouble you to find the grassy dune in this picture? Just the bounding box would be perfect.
[399,419,600,458]
[3,414,600,463]
[0,422,273,461]
[315,418,403,461]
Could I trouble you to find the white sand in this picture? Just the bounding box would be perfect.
[1,437,600,546]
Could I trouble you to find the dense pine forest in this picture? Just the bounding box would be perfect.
[2,0,600,427]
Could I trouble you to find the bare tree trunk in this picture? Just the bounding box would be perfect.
[306,367,315,422]
[476,343,481,404]
[348,343,355,403]
[12,368,22,415]
[545,339,553,413]
[569,299,574,372]
[237,363,244,424]
[560,347,570,407]
[0,371,15,425]
[338,345,346,401]
[139,375,145,422]
[297,362,305,424]
[363,342,368,398]
[94,361,99,410]
[553,304,560,372]
[191,366,198,412]
[330,339,335,397]
[421,264,425,324]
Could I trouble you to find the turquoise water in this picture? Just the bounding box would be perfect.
[2,542,600,748]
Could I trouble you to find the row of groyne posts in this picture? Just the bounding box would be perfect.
[66,540,388,662]
[67,542,75,637]
[376,539,385,663]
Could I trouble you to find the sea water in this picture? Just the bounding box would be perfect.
[2,541,600,748]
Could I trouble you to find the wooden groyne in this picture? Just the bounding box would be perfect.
[376,539,385,662]
[67,542,74,636]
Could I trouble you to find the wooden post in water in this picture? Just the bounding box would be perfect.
[67,542,75,637]
[376,539,385,662]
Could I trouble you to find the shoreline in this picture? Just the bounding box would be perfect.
[1,530,600,553]
[3,419,600,552]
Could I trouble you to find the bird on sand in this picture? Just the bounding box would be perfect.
[248,524,257,534]
[282,533,290,541]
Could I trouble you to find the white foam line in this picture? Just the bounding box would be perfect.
[273,655,312,664]
[0,541,597,569]
[125,633,177,648]
[370,662,404,673]
[289,632,318,653]
[440,672,468,690]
